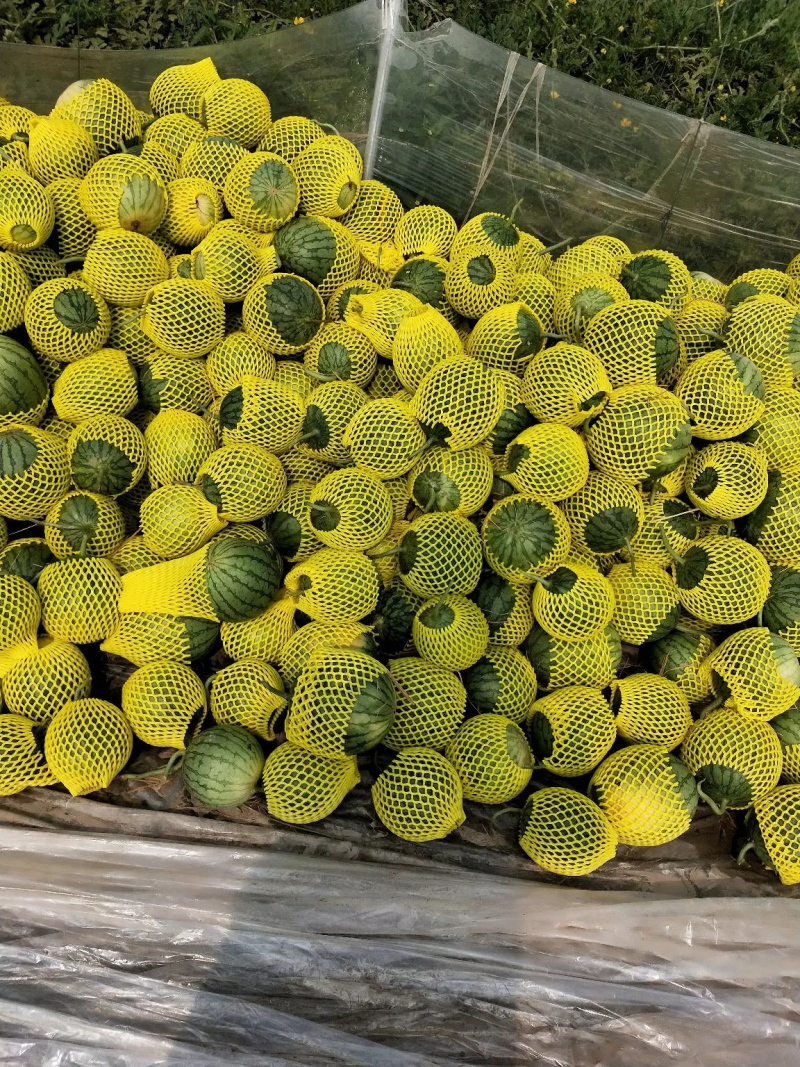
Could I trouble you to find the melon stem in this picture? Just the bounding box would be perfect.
[318,122,341,137]
[757,608,764,628]
[490,805,520,825]
[508,198,524,224]
[624,538,637,576]
[736,841,755,867]
[123,748,185,780]
[540,235,573,256]
[696,779,725,817]
[658,524,684,566]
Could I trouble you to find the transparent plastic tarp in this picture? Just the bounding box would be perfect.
[1,2,800,1061]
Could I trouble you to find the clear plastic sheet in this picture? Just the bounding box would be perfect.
[2,4,800,1061]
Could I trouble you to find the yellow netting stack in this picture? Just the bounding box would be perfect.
[680,707,782,811]
[412,593,489,670]
[367,361,404,399]
[145,409,218,487]
[278,620,372,687]
[303,322,377,389]
[743,390,800,473]
[122,660,207,748]
[699,627,800,719]
[0,712,58,795]
[725,296,800,390]
[220,597,298,661]
[293,136,362,218]
[502,423,589,501]
[38,557,121,644]
[479,371,530,470]
[0,251,31,332]
[140,353,213,416]
[83,228,169,308]
[110,535,162,575]
[24,277,111,363]
[372,746,465,842]
[308,468,393,551]
[44,697,132,796]
[383,655,466,750]
[144,113,206,159]
[0,425,70,520]
[394,205,457,258]
[527,686,616,777]
[444,247,517,319]
[263,742,359,825]
[266,482,319,562]
[139,143,182,185]
[589,744,697,846]
[585,384,691,486]
[411,357,504,451]
[482,495,571,584]
[340,179,402,244]
[408,445,493,517]
[385,476,412,522]
[207,333,276,396]
[285,548,380,623]
[624,495,696,568]
[392,306,465,394]
[219,375,305,455]
[748,471,800,567]
[518,788,618,877]
[197,442,286,522]
[0,165,55,252]
[0,573,41,678]
[100,611,219,667]
[461,645,537,723]
[520,342,610,426]
[583,300,684,388]
[344,290,422,358]
[673,536,771,626]
[47,176,95,260]
[532,563,615,641]
[514,272,557,333]
[53,349,138,423]
[141,279,225,359]
[725,267,790,308]
[160,177,222,248]
[274,361,314,399]
[44,490,124,560]
[445,714,532,803]
[150,58,220,120]
[518,231,555,274]
[182,136,249,194]
[397,512,482,598]
[549,243,621,289]
[685,441,768,519]
[608,562,680,644]
[674,299,728,364]
[752,785,800,886]
[342,399,425,480]
[140,485,226,558]
[612,672,691,749]
[258,115,325,161]
[53,79,141,156]
[200,78,271,148]
[368,519,409,589]
[285,648,394,758]
[675,349,765,440]
[208,659,285,739]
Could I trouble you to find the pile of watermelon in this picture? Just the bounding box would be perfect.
[2,63,800,885]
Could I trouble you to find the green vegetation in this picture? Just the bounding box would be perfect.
[1,0,798,148]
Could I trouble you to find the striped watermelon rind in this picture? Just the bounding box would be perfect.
[0,337,48,424]
[204,538,283,622]
[182,724,265,808]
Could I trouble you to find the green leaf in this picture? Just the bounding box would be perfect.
[0,428,38,478]
[584,506,639,553]
[466,255,496,286]
[391,258,446,307]
[265,275,323,346]
[674,545,709,590]
[53,289,100,334]
[248,159,298,221]
[485,498,558,571]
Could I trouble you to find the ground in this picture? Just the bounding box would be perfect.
[1,0,798,147]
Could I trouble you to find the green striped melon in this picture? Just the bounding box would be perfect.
[642,629,709,686]
[763,565,800,641]
[0,337,48,427]
[391,255,449,309]
[0,537,54,585]
[182,724,265,808]
[370,584,424,656]
[205,537,283,622]
[273,216,357,297]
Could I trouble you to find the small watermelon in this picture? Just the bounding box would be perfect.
[182,724,265,808]
[0,336,48,428]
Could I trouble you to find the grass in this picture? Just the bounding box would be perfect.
[1,0,798,147]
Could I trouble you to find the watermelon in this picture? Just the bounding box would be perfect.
[763,565,800,646]
[741,806,777,873]
[391,255,449,309]
[0,337,48,426]
[369,584,424,656]
[0,537,53,585]
[181,724,265,808]
[273,215,358,296]
[204,537,282,622]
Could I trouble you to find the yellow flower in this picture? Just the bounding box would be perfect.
[720,114,727,122]
[618,25,625,32]
[567,0,577,5]
[550,90,560,99]
[621,117,632,128]
[600,47,607,54]
[293,15,305,24]
[613,101,622,110]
